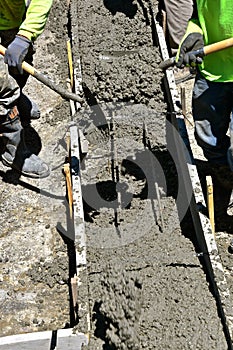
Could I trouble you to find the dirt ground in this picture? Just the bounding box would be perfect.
[0,0,231,349]
[0,0,72,337]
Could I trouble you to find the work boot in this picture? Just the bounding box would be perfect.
[17,93,40,126]
[212,177,233,233]
[0,107,50,178]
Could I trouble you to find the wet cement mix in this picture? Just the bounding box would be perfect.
[71,0,228,349]
[0,0,230,349]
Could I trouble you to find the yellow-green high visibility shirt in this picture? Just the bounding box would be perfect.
[0,0,53,41]
[187,0,233,82]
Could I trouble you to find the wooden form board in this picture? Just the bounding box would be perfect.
[0,328,88,350]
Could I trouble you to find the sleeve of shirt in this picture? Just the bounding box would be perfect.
[18,0,53,41]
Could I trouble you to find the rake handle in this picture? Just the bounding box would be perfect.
[0,44,83,103]
[159,37,233,70]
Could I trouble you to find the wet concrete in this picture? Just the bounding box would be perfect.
[71,0,228,348]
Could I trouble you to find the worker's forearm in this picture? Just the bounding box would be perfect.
[18,0,53,41]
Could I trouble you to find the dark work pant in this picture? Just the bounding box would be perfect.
[192,71,233,169]
[0,55,20,116]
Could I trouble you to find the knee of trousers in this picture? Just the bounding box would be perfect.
[0,57,20,112]
[195,121,229,164]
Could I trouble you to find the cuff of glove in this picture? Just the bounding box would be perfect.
[16,34,31,45]
[178,20,203,49]
[17,30,33,42]
[175,21,203,64]
[186,20,203,36]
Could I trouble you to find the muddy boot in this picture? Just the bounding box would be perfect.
[17,93,40,126]
[0,107,50,178]
[213,177,233,233]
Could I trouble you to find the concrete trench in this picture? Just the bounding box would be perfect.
[1,0,233,349]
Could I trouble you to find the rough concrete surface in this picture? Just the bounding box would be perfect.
[0,0,231,349]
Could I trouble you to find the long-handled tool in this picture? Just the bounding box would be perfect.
[0,44,83,103]
[159,37,233,70]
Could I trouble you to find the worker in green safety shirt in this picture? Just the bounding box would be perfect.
[176,0,233,232]
[0,0,53,178]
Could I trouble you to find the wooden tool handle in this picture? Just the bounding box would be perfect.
[0,44,83,103]
[206,176,215,236]
[159,37,233,70]
[204,37,233,55]
[0,44,6,56]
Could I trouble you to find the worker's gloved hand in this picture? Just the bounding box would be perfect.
[176,33,204,68]
[4,35,31,74]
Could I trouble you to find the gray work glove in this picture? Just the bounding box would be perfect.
[4,35,31,74]
[176,33,204,68]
